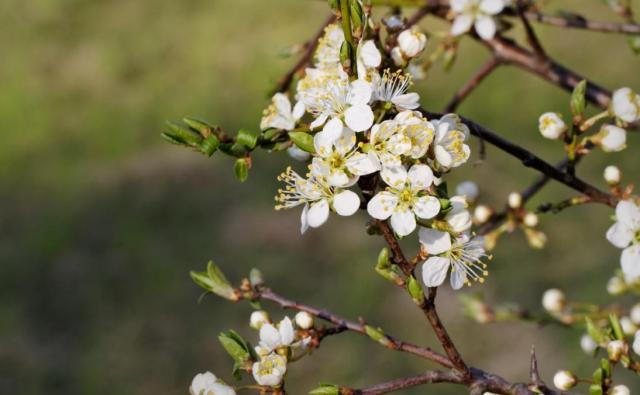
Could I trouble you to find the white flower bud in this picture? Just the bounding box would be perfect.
[523,212,539,227]
[607,276,626,295]
[542,288,566,313]
[611,87,640,123]
[294,311,314,330]
[620,316,637,335]
[580,334,597,354]
[397,28,427,58]
[630,303,640,325]
[607,339,626,361]
[597,125,627,152]
[538,112,566,139]
[390,46,405,66]
[456,181,479,202]
[508,192,522,209]
[552,370,576,390]
[611,385,631,395]
[250,310,270,330]
[474,205,492,224]
[633,330,640,356]
[603,165,621,185]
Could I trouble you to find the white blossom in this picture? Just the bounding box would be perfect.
[542,288,566,313]
[190,372,236,395]
[611,87,640,123]
[372,69,421,111]
[473,205,492,224]
[314,23,345,69]
[507,192,522,209]
[294,311,314,330]
[252,353,287,387]
[604,165,621,185]
[430,114,471,169]
[275,167,361,234]
[397,27,427,58]
[523,212,539,228]
[620,316,637,335]
[420,230,489,289]
[367,164,441,236]
[260,93,305,131]
[607,339,625,361]
[357,40,382,80]
[606,200,640,281]
[597,124,627,152]
[538,112,566,140]
[445,196,473,233]
[450,0,505,40]
[612,385,631,395]
[259,317,295,352]
[552,370,576,390]
[455,181,479,203]
[580,334,597,354]
[393,111,436,158]
[250,311,270,330]
[633,330,640,356]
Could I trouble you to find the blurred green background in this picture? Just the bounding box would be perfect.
[1,0,639,394]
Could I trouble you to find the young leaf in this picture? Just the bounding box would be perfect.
[234,158,250,182]
[288,132,315,153]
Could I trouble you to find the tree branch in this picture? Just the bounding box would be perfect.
[522,11,640,35]
[444,57,500,113]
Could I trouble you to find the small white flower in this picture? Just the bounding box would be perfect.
[542,289,566,313]
[393,111,436,158]
[455,181,479,203]
[607,339,626,361]
[606,200,640,281]
[259,317,295,352]
[445,196,473,233]
[473,205,492,224]
[633,330,640,355]
[450,0,505,40]
[604,165,621,185]
[260,93,305,131]
[357,40,382,80]
[597,124,627,152]
[367,164,441,236]
[507,192,522,209]
[620,316,637,335]
[294,311,314,330]
[580,334,597,354]
[372,69,421,111]
[250,311,270,330]
[552,370,576,390]
[252,353,287,387]
[612,385,631,395]
[431,114,471,169]
[190,372,236,395]
[523,212,539,228]
[538,112,566,140]
[420,230,489,289]
[611,87,640,123]
[275,167,361,234]
[607,276,626,295]
[314,23,345,69]
[397,27,427,58]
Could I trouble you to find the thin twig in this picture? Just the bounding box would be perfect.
[516,1,546,58]
[523,11,640,35]
[444,57,500,113]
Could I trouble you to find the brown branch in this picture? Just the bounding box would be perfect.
[523,11,640,35]
[516,2,546,58]
[348,370,461,394]
[444,56,500,113]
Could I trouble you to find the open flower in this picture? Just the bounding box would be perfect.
[367,119,411,170]
[607,200,640,281]
[259,317,295,352]
[367,164,441,236]
[431,114,471,169]
[395,27,427,62]
[252,353,287,387]
[372,69,420,111]
[275,167,361,234]
[260,93,305,131]
[312,122,378,187]
[190,372,236,395]
[450,0,505,40]
[394,111,435,158]
[357,40,382,80]
[420,229,489,289]
[445,196,473,233]
[611,87,640,123]
[314,23,344,69]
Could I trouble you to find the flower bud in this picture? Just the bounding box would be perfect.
[580,334,597,354]
[525,228,547,249]
[603,165,621,185]
[294,311,314,330]
[611,87,640,123]
[250,310,270,330]
[474,205,492,224]
[542,288,566,313]
[397,28,427,58]
[456,181,479,203]
[508,192,522,209]
[611,385,631,395]
[630,303,640,325]
[607,276,626,295]
[552,370,576,390]
[538,112,567,139]
[607,339,626,361]
[597,124,627,152]
[620,316,637,335]
[523,212,539,227]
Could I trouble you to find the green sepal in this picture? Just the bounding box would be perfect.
[407,275,425,305]
[237,129,259,149]
[570,80,587,119]
[183,117,215,136]
[200,134,220,156]
[608,313,624,340]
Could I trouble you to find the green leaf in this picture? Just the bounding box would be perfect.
[234,158,250,182]
[189,261,236,300]
[609,313,624,340]
[288,132,316,153]
[589,384,603,395]
[586,317,606,344]
[570,80,587,118]
[161,132,187,146]
[237,129,259,149]
[219,330,251,364]
[183,117,215,135]
[309,384,340,395]
[249,268,264,287]
[165,121,202,146]
[376,247,389,269]
[200,134,220,156]
[365,325,391,346]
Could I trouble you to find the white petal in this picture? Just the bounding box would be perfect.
[322,117,344,141]
[419,228,452,255]
[387,133,412,156]
[367,191,398,220]
[273,93,292,115]
[359,40,382,68]
[475,16,497,40]
[392,93,420,110]
[414,196,441,219]
[333,190,360,216]
[450,0,469,13]
[347,80,372,105]
[307,200,330,228]
[334,127,357,154]
[327,169,351,187]
[345,104,374,132]
[390,209,417,237]
[309,113,328,130]
[435,145,453,168]
[421,256,450,287]
[313,131,335,158]
[450,265,467,290]
[381,165,408,188]
[621,245,640,281]
[451,14,474,36]
[480,0,505,15]
[300,204,310,234]
[607,222,634,248]
[259,323,281,351]
[292,101,306,120]
[347,152,380,176]
[616,200,640,230]
[407,164,434,190]
[278,317,295,345]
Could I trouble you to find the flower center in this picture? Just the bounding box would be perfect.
[398,187,415,208]
[329,152,345,169]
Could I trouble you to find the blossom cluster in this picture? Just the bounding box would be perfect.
[262,23,489,291]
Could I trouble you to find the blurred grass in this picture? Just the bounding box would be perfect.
[1,0,640,394]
